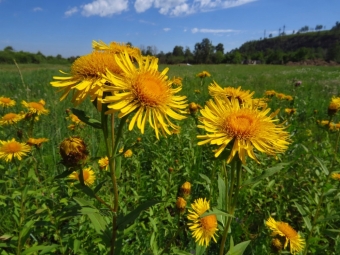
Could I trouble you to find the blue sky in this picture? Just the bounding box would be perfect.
[1,0,339,58]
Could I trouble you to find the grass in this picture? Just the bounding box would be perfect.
[0,63,340,255]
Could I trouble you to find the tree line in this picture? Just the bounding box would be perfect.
[1,21,340,65]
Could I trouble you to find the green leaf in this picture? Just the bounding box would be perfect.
[242,163,289,186]
[117,200,161,231]
[115,156,122,179]
[21,245,58,255]
[19,220,35,247]
[71,108,102,129]
[314,156,329,175]
[217,174,226,211]
[226,240,251,255]
[201,208,234,218]
[54,169,75,179]
[87,212,107,234]
[74,183,96,199]
[93,180,107,194]
[199,174,211,184]
[195,243,206,255]
[293,201,312,231]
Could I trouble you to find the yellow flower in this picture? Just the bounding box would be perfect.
[69,167,96,186]
[285,108,296,115]
[171,76,183,86]
[197,97,290,164]
[208,81,254,104]
[176,197,187,213]
[0,113,24,125]
[92,40,140,58]
[276,93,286,100]
[331,96,340,108]
[98,156,109,170]
[271,238,284,251]
[197,71,211,78]
[0,96,16,107]
[265,216,305,254]
[21,100,49,115]
[252,98,268,109]
[264,90,277,97]
[26,138,49,148]
[195,90,201,94]
[0,138,31,162]
[102,51,188,139]
[59,137,88,167]
[187,198,218,247]
[124,149,133,158]
[180,181,191,196]
[331,172,340,181]
[189,102,200,114]
[328,102,338,116]
[284,95,294,101]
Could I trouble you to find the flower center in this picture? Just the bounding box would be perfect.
[4,142,21,153]
[29,102,44,110]
[200,215,217,231]
[134,72,169,106]
[277,222,298,239]
[3,113,16,120]
[1,98,11,103]
[224,110,260,139]
[83,170,90,181]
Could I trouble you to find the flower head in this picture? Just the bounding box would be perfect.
[180,181,191,197]
[265,216,305,254]
[98,156,109,170]
[0,113,24,126]
[102,51,187,139]
[0,96,16,108]
[197,71,211,78]
[328,102,339,116]
[208,82,254,104]
[331,172,340,181]
[26,138,49,148]
[0,138,31,162]
[21,100,49,115]
[69,167,96,186]
[264,90,277,97]
[171,76,183,86]
[197,97,290,164]
[124,149,133,158]
[284,95,294,101]
[176,197,187,213]
[187,198,218,247]
[285,108,296,115]
[59,137,88,167]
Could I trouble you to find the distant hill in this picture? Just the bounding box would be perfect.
[227,28,340,65]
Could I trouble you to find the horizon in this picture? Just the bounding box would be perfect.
[1,0,339,58]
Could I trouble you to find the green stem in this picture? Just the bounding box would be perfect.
[219,157,242,255]
[303,130,340,254]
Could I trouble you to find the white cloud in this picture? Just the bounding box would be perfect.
[134,0,256,16]
[191,28,237,33]
[163,28,171,31]
[139,19,156,25]
[65,7,79,16]
[81,0,129,17]
[33,7,43,12]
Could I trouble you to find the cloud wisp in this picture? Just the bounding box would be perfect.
[66,0,256,17]
[191,28,239,34]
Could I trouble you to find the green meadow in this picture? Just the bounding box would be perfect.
[0,63,340,255]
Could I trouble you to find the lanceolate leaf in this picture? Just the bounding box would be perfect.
[71,108,102,129]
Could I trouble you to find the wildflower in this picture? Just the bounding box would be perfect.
[0,138,31,162]
[176,197,187,213]
[197,71,211,78]
[284,95,294,101]
[208,82,254,104]
[98,156,109,170]
[189,102,199,115]
[172,76,183,86]
[102,51,187,139]
[294,80,302,87]
[331,96,340,108]
[181,181,191,197]
[252,98,268,109]
[197,97,290,164]
[265,216,305,254]
[22,100,49,115]
[285,108,296,115]
[328,102,338,116]
[168,167,174,173]
[331,172,340,181]
[0,96,16,108]
[0,113,24,125]
[171,128,181,135]
[92,40,140,57]
[276,93,286,100]
[137,137,142,143]
[187,198,218,247]
[69,167,96,186]
[195,90,201,94]
[124,149,133,158]
[264,90,277,97]
[59,136,88,167]
[26,138,49,148]
[271,238,284,252]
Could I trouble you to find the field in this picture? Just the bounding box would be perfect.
[0,62,340,255]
